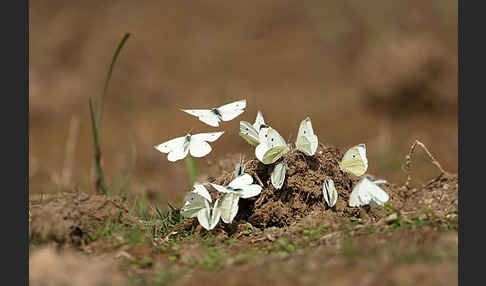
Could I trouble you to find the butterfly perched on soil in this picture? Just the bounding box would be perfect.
[323,178,338,208]
[239,111,265,146]
[295,117,318,156]
[180,184,222,230]
[339,144,368,177]
[210,173,262,223]
[271,162,287,190]
[255,126,290,164]
[348,176,389,207]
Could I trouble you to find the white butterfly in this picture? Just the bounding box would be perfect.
[323,178,338,208]
[180,183,212,218]
[197,199,222,231]
[255,126,290,165]
[339,144,368,177]
[239,111,265,146]
[210,173,262,223]
[154,132,224,162]
[181,99,246,127]
[271,162,287,190]
[349,177,389,207]
[295,117,318,156]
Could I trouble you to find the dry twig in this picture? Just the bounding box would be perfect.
[402,139,448,190]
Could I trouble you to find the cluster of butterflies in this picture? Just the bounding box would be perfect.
[154,99,390,231]
[180,164,260,230]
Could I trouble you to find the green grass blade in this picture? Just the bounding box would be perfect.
[185,154,199,186]
[97,32,132,123]
[89,97,108,195]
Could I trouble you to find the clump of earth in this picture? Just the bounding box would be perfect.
[185,143,457,234]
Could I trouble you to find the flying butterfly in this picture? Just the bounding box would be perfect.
[295,117,318,156]
[181,99,246,127]
[255,126,290,164]
[339,144,368,177]
[154,132,224,162]
[239,111,265,146]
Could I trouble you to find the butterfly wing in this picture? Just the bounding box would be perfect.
[217,99,246,121]
[340,145,368,177]
[262,145,289,164]
[198,113,221,127]
[228,173,253,189]
[256,127,289,164]
[192,184,212,203]
[188,138,212,158]
[192,132,224,143]
[296,117,318,156]
[271,163,287,190]
[239,121,260,146]
[197,199,212,230]
[349,179,366,207]
[181,192,207,218]
[154,136,186,153]
[209,199,222,229]
[362,178,389,205]
[238,184,262,199]
[219,193,240,224]
[323,179,338,207]
[253,111,265,130]
[181,109,221,127]
[210,183,231,194]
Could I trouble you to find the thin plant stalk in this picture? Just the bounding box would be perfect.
[89,98,108,195]
[89,32,131,195]
[185,154,199,186]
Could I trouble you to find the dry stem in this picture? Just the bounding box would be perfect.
[402,139,448,190]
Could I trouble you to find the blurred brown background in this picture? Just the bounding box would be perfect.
[29,0,457,207]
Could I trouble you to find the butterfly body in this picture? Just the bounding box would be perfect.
[182,99,246,127]
[154,132,224,162]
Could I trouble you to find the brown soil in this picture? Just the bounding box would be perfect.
[30,191,132,246]
[180,143,457,235]
[30,246,129,286]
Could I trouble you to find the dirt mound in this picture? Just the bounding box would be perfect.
[30,191,132,246]
[185,144,404,232]
[30,246,128,286]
